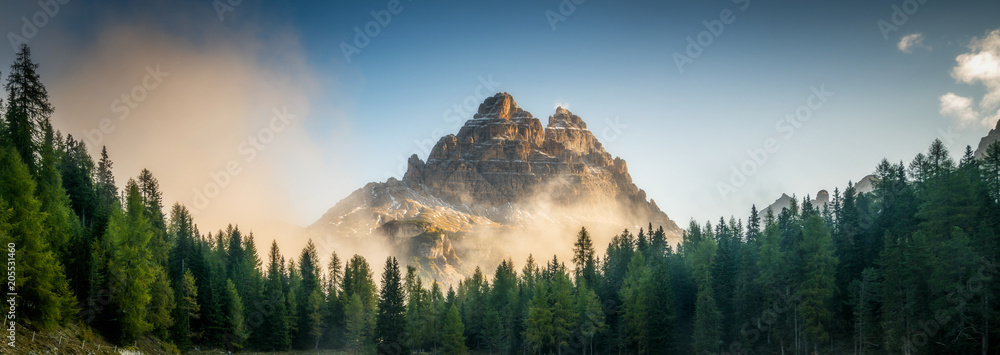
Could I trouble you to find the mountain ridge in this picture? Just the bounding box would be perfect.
[307,93,681,281]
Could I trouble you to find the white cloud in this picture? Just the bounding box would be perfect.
[939,93,980,126]
[898,33,929,53]
[952,29,1000,109]
[940,29,1000,128]
[554,100,570,110]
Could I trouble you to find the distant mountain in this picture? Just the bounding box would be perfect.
[762,175,875,216]
[975,119,1000,158]
[309,92,681,282]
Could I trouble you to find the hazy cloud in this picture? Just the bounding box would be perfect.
[43,20,350,257]
[897,33,929,53]
[939,93,980,126]
[940,29,1000,128]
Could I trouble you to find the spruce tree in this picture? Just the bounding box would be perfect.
[344,293,367,353]
[172,269,200,351]
[572,227,598,287]
[102,179,157,341]
[261,241,291,351]
[2,44,53,174]
[620,251,649,353]
[375,256,407,354]
[798,214,837,353]
[0,147,74,328]
[441,304,468,355]
[224,279,249,350]
[692,238,721,354]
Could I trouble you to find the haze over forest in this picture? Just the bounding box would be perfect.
[2,0,1000,354]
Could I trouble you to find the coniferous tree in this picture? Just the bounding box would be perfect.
[692,236,722,354]
[344,294,367,354]
[101,179,159,341]
[548,264,577,355]
[482,309,503,354]
[325,252,345,348]
[375,256,407,354]
[405,265,432,351]
[342,254,376,350]
[223,279,249,350]
[798,214,838,354]
[260,241,291,351]
[849,267,879,354]
[572,227,598,289]
[621,251,650,353]
[576,279,606,355]
[442,304,468,355]
[173,269,200,351]
[295,239,324,348]
[35,120,78,259]
[93,146,118,238]
[0,147,74,329]
[983,142,1000,203]
[489,259,517,353]
[2,44,52,174]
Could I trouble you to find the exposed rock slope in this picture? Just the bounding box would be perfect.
[308,93,682,282]
[311,92,681,238]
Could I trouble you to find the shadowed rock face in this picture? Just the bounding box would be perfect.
[310,92,681,242]
[975,119,1000,158]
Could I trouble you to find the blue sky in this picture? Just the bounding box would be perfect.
[2,0,1000,233]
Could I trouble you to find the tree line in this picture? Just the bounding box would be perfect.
[2,43,1000,354]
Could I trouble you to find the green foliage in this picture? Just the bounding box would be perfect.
[224,278,248,350]
[575,280,606,354]
[692,238,721,354]
[573,227,598,287]
[798,214,837,347]
[173,270,200,351]
[260,241,291,351]
[442,304,468,355]
[344,293,367,353]
[375,256,407,354]
[2,44,52,174]
[0,146,74,329]
[102,180,157,341]
[620,251,650,353]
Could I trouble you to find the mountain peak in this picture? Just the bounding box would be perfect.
[547,106,588,130]
[974,119,1000,158]
[475,92,528,120]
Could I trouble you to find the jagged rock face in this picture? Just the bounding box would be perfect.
[400,92,678,232]
[975,119,1000,158]
[311,92,681,241]
[309,92,682,283]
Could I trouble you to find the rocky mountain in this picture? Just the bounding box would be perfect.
[308,93,681,282]
[975,119,1000,158]
[762,175,875,216]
